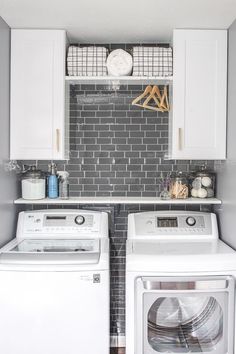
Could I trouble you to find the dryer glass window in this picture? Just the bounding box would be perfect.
[146,295,225,353]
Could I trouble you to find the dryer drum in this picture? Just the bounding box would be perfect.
[147,296,223,352]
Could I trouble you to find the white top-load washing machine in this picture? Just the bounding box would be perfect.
[0,209,109,354]
[126,211,236,354]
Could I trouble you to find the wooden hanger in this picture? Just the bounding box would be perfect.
[131,85,153,107]
[160,85,169,111]
[144,85,170,112]
[132,85,170,112]
[143,85,164,112]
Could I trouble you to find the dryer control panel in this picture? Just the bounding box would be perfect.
[128,211,218,239]
[156,215,205,229]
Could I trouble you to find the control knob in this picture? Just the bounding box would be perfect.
[186,217,196,226]
[75,215,85,225]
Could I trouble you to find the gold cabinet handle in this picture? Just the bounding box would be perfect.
[178,128,183,150]
[56,129,60,153]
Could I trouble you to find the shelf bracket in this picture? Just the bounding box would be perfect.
[108,80,120,91]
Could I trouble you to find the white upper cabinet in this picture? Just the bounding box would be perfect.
[170,29,227,160]
[10,30,69,160]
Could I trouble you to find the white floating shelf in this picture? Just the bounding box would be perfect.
[65,75,173,85]
[14,197,221,205]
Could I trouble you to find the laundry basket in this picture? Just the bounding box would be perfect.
[132,46,173,77]
[67,45,108,76]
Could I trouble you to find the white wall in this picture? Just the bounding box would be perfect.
[0,16,19,246]
[216,19,236,248]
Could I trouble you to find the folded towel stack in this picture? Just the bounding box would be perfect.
[132,47,173,77]
[67,46,108,76]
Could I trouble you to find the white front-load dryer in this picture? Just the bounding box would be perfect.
[0,209,109,354]
[126,211,236,354]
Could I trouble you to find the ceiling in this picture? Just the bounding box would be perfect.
[0,0,235,43]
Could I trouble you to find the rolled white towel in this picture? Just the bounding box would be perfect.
[106,49,133,76]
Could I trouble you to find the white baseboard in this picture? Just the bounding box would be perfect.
[110,335,126,347]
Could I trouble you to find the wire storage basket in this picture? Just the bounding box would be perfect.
[132,46,173,77]
[67,45,108,76]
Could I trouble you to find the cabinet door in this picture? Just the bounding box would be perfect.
[10,30,68,160]
[171,30,227,160]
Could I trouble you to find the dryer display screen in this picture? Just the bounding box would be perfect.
[157,218,178,228]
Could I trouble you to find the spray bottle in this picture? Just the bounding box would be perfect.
[58,171,69,199]
[48,163,58,198]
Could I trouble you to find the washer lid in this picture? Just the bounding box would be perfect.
[10,239,98,253]
[0,239,100,264]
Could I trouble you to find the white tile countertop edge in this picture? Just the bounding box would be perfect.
[14,197,222,205]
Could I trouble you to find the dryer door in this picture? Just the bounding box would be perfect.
[136,276,234,354]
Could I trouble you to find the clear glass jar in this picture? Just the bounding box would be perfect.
[169,172,189,199]
[21,166,46,200]
[189,167,216,198]
[160,176,171,200]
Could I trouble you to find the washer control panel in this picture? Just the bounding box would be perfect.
[43,214,94,228]
[16,210,108,239]
[131,211,214,237]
